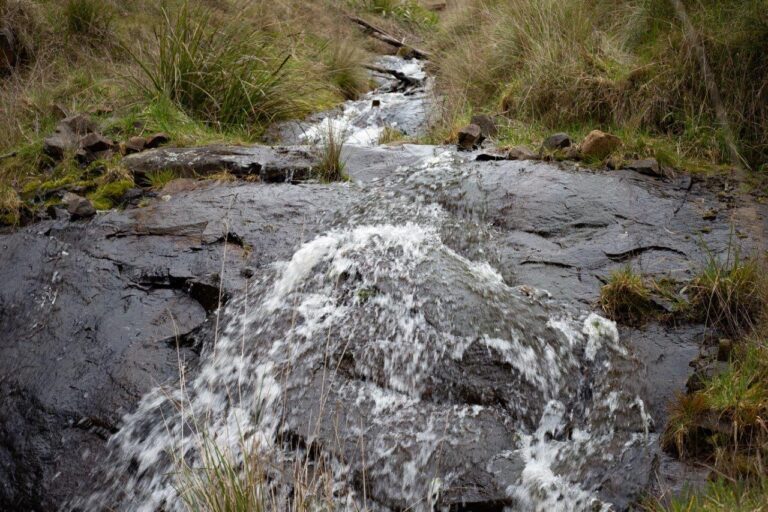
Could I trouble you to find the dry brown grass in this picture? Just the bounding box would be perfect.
[429,0,768,169]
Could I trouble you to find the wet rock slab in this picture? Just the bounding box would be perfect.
[0,145,763,511]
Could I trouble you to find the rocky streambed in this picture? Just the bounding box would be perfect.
[0,57,764,511]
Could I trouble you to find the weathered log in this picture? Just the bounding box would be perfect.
[346,14,432,60]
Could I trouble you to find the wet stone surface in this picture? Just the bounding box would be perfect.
[1,56,765,512]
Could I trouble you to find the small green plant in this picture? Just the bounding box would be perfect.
[599,266,657,325]
[88,179,134,210]
[315,121,347,182]
[0,184,21,225]
[64,0,112,38]
[146,169,178,190]
[689,248,766,336]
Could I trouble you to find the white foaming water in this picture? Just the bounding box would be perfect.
[298,57,431,146]
[71,63,654,512]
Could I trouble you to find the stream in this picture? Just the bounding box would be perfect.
[0,57,750,511]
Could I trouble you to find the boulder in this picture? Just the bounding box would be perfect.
[626,158,662,178]
[470,114,498,139]
[124,145,318,184]
[144,132,170,149]
[457,124,483,151]
[542,133,571,151]
[580,130,621,160]
[507,145,538,161]
[62,192,96,220]
[43,115,98,161]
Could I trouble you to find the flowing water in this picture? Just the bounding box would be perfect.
[71,58,656,511]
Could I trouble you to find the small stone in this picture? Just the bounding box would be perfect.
[457,124,483,151]
[470,114,498,138]
[43,115,98,161]
[542,133,571,151]
[626,158,662,178]
[61,192,96,220]
[79,133,114,153]
[240,267,255,279]
[580,130,621,160]
[702,209,718,221]
[145,133,171,149]
[507,145,538,161]
[125,136,147,155]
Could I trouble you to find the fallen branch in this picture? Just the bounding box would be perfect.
[363,64,423,88]
[346,14,432,60]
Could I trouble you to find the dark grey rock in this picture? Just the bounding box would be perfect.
[43,115,97,161]
[123,145,319,184]
[62,192,95,220]
[144,132,170,149]
[470,114,498,138]
[507,145,538,160]
[626,158,662,177]
[542,132,572,151]
[457,124,483,151]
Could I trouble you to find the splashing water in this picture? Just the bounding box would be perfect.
[71,149,655,511]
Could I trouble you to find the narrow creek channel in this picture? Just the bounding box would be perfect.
[50,56,739,511]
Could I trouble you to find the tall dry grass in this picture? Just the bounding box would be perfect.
[430,0,768,169]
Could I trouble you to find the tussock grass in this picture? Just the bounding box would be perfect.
[147,169,179,190]
[132,2,301,131]
[315,121,347,182]
[652,477,768,512]
[599,266,657,326]
[0,0,374,223]
[659,249,768,508]
[351,0,438,29]
[176,437,337,512]
[430,0,768,170]
[689,249,767,337]
[64,0,113,39]
[323,37,370,100]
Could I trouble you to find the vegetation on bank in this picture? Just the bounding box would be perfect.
[0,0,378,223]
[427,0,768,174]
[599,250,768,510]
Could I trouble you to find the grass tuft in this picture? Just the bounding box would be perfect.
[64,0,113,39]
[146,169,179,190]
[132,2,302,132]
[323,38,370,100]
[599,266,657,325]
[315,121,347,183]
[689,249,767,336]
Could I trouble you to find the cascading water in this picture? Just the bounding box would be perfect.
[70,59,655,512]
